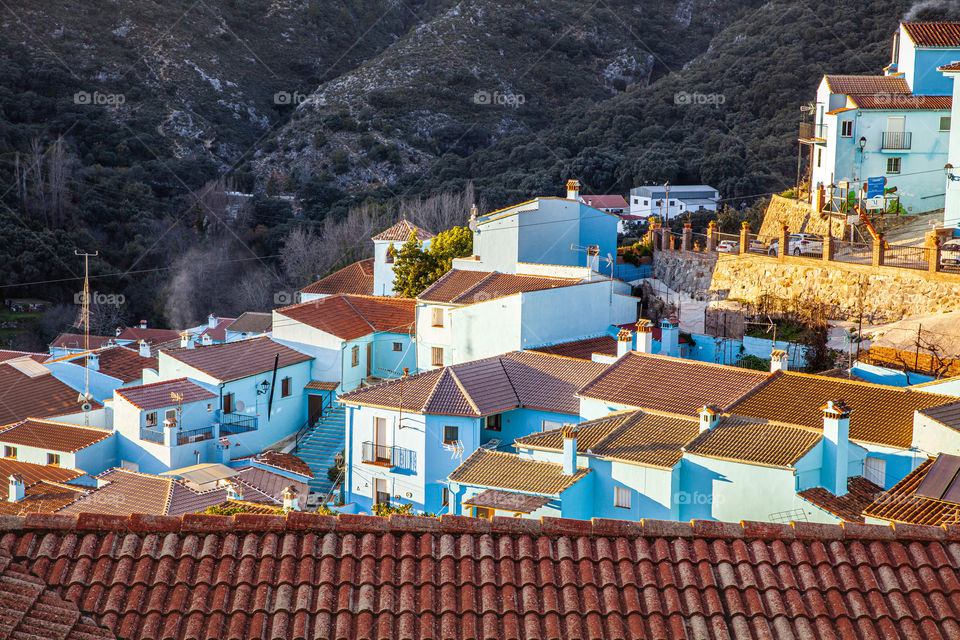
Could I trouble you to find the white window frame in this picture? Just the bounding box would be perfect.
[145,411,158,427]
[431,346,444,367]
[431,307,444,328]
[614,486,631,509]
[864,457,886,487]
[886,157,901,174]
[541,420,562,432]
[840,120,853,137]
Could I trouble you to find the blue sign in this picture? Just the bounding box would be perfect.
[866,177,886,199]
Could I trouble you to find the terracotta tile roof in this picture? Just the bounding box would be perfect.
[729,371,956,448]
[577,351,769,416]
[863,457,960,525]
[164,336,312,382]
[304,380,339,391]
[202,499,283,515]
[275,294,415,340]
[7,513,960,639]
[449,449,591,495]
[530,334,617,360]
[0,547,114,639]
[300,258,375,296]
[420,269,580,304]
[683,415,821,468]
[0,362,101,424]
[462,489,550,513]
[197,317,236,342]
[919,398,960,432]
[940,61,960,72]
[49,333,114,350]
[0,459,82,504]
[115,327,181,345]
[580,194,628,209]
[0,420,112,453]
[339,351,606,416]
[849,94,951,109]
[371,219,434,242]
[68,345,157,383]
[0,479,88,516]
[115,377,216,411]
[903,21,960,47]
[798,476,885,523]
[517,410,699,469]
[224,311,272,335]
[0,350,47,363]
[253,451,314,479]
[823,74,911,95]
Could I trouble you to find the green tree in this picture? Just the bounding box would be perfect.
[392,226,472,297]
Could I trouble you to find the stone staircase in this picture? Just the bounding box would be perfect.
[294,406,346,495]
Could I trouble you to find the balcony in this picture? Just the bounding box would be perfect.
[220,412,257,435]
[798,122,827,144]
[361,441,417,472]
[881,131,912,150]
[176,426,214,446]
[140,426,164,444]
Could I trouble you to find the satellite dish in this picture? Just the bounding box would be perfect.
[236,400,246,412]
[80,402,92,412]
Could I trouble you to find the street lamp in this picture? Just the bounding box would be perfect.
[858,136,867,152]
[256,380,271,395]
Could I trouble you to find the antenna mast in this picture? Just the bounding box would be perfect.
[75,250,98,424]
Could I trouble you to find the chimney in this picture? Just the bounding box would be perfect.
[283,485,300,511]
[86,352,99,372]
[139,319,148,329]
[635,319,653,354]
[469,203,478,223]
[219,438,231,464]
[138,340,151,358]
[180,331,193,349]
[225,482,242,501]
[566,179,580,200]
[208,313,217,329]
[7,474,24,502]
[201,334,213,346]
[659,314,679,357]
[821,400,852,495]
[115,326,122,337]
[616,329,633,359]
[770,348,788,373]
[698,405,720,433]
[562,425,578,475]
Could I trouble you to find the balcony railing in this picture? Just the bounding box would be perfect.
[140,426,164,444]
[798,122,826,142]
[361,441,416,472]
[176,426,214,446]
[881,131,912,150]
[220,412,257,435]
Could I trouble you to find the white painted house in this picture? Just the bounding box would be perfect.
[628,185,720,220]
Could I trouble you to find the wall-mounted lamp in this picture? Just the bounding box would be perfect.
[858,136,867,152]
[256,380,271,395]
[945,164,960,182]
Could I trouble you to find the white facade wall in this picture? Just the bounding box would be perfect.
[912,412,960,457]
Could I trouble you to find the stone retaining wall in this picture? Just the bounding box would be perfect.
[757,194,845,239]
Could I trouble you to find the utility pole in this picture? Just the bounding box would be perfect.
[75,250,98,425]
[663,181,671,223]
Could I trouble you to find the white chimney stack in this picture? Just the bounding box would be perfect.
[635,319,653,354]
[139,319,148,329]
[616,329,633,359]
[201,334,213,346]
[566,179,580,200]
[208,313,217,329]
[8,474,25,502]
[138,340,151,358]
[698,405,720,433]
[770,348,788,373]
[180,332,192,349]
[562,425,578,475]
[225,482,242,501]
[86,352,100,372]
[283,485,300,511]
[821,400,852,495]
[659,314,680,358]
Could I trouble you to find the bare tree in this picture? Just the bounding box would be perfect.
[281,227,325,287]
[399,182,480,233]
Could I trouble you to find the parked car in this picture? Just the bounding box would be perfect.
[940,238,960,269]
[767,233,824,256]
[749,239,766,253]
[717,240,739,253]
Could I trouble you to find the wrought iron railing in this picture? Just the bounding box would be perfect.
[177,426,214,446]
[140,426,164,444]
[881,131,911,150]
[361,442,416,472]
[832,242,873,264]
[220,412,257,435]
[883,244,928,270]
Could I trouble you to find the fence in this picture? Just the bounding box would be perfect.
[613,262,652,282]
[883,244,929,271]
[140,426,164,444]
[176,426,214,446]
[220,412,257,435]
[832,241,872,265]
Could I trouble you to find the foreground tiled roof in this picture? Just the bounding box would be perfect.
[420,270,580,304]
[577,352,769,417]
[340,351,606,416]
[276,295,415,340]
[0,361,102,424]
[164,336,312,382]
[823,74,911,95]
[0,419,112,453]
[114,378,216,411]
[729,372,955,449]
[0,547,114,639]
[863,458,960,525]
[49,333,114,350]
[223,311,272,335]
[0,458,83,512]
[516,410,699,470]
[449,449,591,495]
[530,335,617,360]
[371,219,435,242]
[903,21,960,47]
[683,415,822,468]
[69,345,157,383]
[849,94,951,110]
[4,513,960,639]
[300,258,375,296]
[798,476,885,523]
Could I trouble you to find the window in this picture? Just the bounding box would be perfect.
[47,453,60,467]
[385,245,394,263]
[145,411,158,427]
[392,342,402,352]
[816,149,822,168]
[840,120,853,137]
[374,478,390,506]
[485,414,502,431]
[351,345,360,367]
[206,403,212,412]
[431,346,444,367]
[864,457,886,487]
[281,376,291,398]
[614,486,631,509]
[473,506,491,519]
[442,487,450,506]
[642,199,648,205]
[443,425,459,444]
[223,393,234,414]
[542,420,562,432]
[3,446,15,459]
[431,307,444,327]
[669,200,675,206]
[886,157,901,174]
[164,408,177,426]
[941,116,952,131]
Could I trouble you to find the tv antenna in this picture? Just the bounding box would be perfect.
[76,250,98,425]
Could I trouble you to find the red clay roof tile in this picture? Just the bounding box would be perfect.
[420,270,580,304]
[49,333,114,350]
[799,476,885,522]
[68,345,157,383]
[371,220,434,242]
[275,294,415,340]
[902,21,960,47]
[164,336,312,382]
[0,362,102,424]
[0,419,112,453]
[114,378,216,411]
[300,258,375,296]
